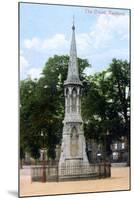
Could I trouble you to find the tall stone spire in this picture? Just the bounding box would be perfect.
[64,20,82,85]
[58,21,89,181]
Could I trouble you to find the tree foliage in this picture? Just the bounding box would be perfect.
[82,59,130,151]
[20,56,130,160]
[20,55,89,160]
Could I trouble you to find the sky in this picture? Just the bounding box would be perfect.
[19,3,130,80]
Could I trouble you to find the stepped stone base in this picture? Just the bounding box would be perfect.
[58,160,98,181]
[58,159,111,181]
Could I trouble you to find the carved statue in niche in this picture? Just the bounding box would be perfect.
[72,88,77,112]
[70,127,79,157]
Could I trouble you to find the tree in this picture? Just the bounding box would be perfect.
[107,59,130,162]
[20,55,130,163]
[20,78,41,160]
[82,59,130,160]
[20,55,90,160]
[108,59,130,139]
[39,55,89,159]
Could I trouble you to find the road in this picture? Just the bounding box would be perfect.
[19,167,130,197]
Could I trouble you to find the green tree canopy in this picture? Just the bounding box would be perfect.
[82,59,130,149]
[20,55,89,160]
[20,57,130,161]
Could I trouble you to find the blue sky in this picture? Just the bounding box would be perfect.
[20,3,130,80]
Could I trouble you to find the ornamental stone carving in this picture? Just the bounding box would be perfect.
[59,22,89,177]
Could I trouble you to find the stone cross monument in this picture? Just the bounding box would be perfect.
[59,22,89,179]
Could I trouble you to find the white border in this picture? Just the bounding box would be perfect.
[0,0,133,200]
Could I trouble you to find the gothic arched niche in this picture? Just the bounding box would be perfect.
[66,88,70,113]
[66,88,69,96]
[72,87,77,112]
[70,127,79,157]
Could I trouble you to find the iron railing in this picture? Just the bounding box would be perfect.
[31,162,111,182]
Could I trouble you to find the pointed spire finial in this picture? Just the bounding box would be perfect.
[64,17,82,86]
[72,15,75,30]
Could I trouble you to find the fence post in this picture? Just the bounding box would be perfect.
[104,161,106,177]
[42,160,46,182]
[108,163,111,177]
[31,167,33,183]
[57,164,59,182]
[99,163,101,178]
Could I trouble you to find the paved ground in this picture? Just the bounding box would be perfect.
[19,167,130,197]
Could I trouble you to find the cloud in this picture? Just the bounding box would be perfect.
[42,34,69,50]
[78,13,129,73]
[20,54,29,71]
[72,13,129,59]
[26,67,42,80]
[20,55,29,79]
[77,33,89,49]
[84,47,129,75]
[108,14,129,36]
[24,34,69,52]
[21,13,129,79]
[24,37,40,50]
[23,13,129,57]
[88,14,129,49]
[20,50,42,80]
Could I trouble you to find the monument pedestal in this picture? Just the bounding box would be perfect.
[58,122,89,180]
